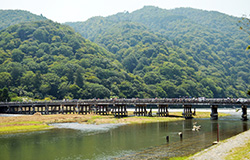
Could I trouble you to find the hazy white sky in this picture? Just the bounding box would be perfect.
[1,0,250,23]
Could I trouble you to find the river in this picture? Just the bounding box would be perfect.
[0,109,249,160]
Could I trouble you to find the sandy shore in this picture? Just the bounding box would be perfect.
[0,109,231,134]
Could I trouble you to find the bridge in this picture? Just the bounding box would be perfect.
[0,98,249,120]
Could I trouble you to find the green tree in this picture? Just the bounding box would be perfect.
[12,49,24,62]
[238,16,250,50]
[75,68,84,88]
[122,54,138,73]
[0,87,11,102]
[0,72,12,88]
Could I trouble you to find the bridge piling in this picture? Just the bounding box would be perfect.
[157,104,169,117]
[182,105,193,119]
[112,104,128,117]
[241,105,248,121]
[95,104,109,115]
[210,105,218,120]
[134,104,147,116]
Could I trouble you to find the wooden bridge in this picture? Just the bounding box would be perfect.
[0,98,249,120]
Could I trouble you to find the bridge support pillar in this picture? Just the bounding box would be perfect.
[134,104,147,116]
[157,104,169,117]
[78,104,91,114]
[44,105,48,115]
[95,104,109,115]
[59,104,64,114]
[210,105,218,120]
[112,104,128,117]
[182,105,193,119]
[32,105,35,114]
[242,105,248,121]
[18,105,22,114]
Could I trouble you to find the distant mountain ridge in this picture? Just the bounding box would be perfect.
[0,9,47,31]
[0,6,249,99]
[66,6,250,98]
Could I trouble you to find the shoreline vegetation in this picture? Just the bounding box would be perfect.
[0,111,230,134]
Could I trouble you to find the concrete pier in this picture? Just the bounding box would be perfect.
[241,105,248,121]
[210,105,218,120]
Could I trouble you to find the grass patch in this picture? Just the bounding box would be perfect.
[225,140,250,160]
[0,121,44,125]
[0,124,49,134]
[169,157,188,160]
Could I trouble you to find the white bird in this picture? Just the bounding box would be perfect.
[192,122,201,131]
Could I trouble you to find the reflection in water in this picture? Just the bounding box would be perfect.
[0,113,250,160]
[243,121,248,131]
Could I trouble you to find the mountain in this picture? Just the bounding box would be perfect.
[0,10,47,31]
[0,7,249,100]
[0,20,153,100]
[66,6,250,98]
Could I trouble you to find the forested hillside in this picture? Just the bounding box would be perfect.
[0,10,47,31]
[0,20,157,100]
[0,6,249,101]
[66,6,250,98]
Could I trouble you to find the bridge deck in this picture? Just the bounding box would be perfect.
[0,98,250,107]
[0,98,249,120]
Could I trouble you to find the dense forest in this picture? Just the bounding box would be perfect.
[66,6,250,98]
[0,20,156,100]
[0,7,250,101]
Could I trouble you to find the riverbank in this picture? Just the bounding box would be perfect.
[188,128,250,160]
[0,111,230,134]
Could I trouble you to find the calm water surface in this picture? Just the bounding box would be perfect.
[0,111,249,160]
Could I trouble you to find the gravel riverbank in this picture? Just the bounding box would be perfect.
[189,128,250,160]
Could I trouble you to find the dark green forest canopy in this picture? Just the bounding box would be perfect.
[0,6,250,101]
[0,20,148,100]
[66,6,250,98]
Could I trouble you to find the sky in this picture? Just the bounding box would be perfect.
[1,0,250,23]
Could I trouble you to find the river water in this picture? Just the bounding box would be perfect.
[0,109,249,160]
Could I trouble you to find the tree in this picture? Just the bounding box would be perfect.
[0,87,11,102]
[238,16,250,50]
[12,49,24,62]
[143,72,161,84]
[40,73,61,97]
[75,68,84,88]
[122,54,138,73]
[0,72,12,88]
[84,83,110,99]
[33,28,49,43]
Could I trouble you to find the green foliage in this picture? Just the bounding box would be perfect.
[0,20,152,100]
[1,7,250,100]
[0,10,47,31]
[0,87,11,102]
[66,6,250,98]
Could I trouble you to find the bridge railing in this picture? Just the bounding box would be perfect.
[1,98,250,106]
